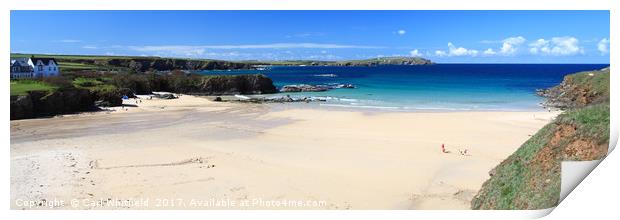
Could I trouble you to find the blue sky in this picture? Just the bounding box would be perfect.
[11,11,610,63]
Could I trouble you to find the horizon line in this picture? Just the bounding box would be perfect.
[9,52,610,65]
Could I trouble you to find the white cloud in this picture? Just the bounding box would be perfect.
[82,45,98,49]
[528,36,583,56]
[483,48,496,55]
[435,50,447,56]
[597,38,610,54]
[446,42,479,56]
[397,29,406,35]
[529,39,548,54]
[409,49,422,57]
[500,36,526,55]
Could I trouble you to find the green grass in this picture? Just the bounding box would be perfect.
[58,62,104,71]
[558,103,610,145]
[10,80,57,96]
[473,104,609,209]
[471,120,561,209]
[568,68,610,99]
[72,77,117,91]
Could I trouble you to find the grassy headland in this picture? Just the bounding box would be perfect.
[471,67,610,209]
[11,53,432,73]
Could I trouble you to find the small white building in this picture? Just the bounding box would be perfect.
[10,56,60,79]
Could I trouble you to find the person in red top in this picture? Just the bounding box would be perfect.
[441,144,447,153]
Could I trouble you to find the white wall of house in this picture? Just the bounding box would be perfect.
[11,72,34,79]
[28,59,59,77]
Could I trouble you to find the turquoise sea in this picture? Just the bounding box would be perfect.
[200,64,608,111]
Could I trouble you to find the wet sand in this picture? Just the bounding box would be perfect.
[10,94,559,209]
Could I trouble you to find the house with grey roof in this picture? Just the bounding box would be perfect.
[10,56,60,79]
[10,58,33,79]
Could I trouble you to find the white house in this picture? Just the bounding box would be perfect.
[10,56,60,79]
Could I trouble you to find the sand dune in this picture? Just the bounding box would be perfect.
[10,95,558,209]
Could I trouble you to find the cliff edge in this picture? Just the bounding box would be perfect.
[471,67,610,209]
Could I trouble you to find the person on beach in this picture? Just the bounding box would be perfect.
[459,148,469,156]
[441,144,447,153]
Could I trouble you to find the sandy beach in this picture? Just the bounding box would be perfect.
[10,94,559,210]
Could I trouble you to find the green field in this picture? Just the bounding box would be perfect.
[10,80,57,96]
[58,62,106,71]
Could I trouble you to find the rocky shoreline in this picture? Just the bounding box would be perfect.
[536,67,610,110]
[10,74,278,120]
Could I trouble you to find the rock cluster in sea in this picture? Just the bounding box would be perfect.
[279,83,355,93]
[234,95,327,104]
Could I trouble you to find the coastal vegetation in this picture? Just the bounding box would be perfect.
[471,67,610,209]
[11,53,432,73]
[10,71,277,120]
[10,80,57,96]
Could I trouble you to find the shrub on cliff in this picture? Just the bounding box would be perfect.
[41,76,74,89]
[112,73,153,94]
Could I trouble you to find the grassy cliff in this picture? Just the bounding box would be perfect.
[11,54,432,73]
[471,68,610,210]
[10,54,255,72]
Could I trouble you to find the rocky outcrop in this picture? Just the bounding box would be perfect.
[332,56,433,66]
[537,67,610,109]
[90,88,134,107]
[280,84,329,92]
[280,83,355,92]
[11,88,95,120]
[10,95,34,120]
[234,95,327,103]
[192,74,277,95]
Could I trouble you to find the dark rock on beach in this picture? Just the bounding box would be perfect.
[153,93,177,99]
[195,74,277,95]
